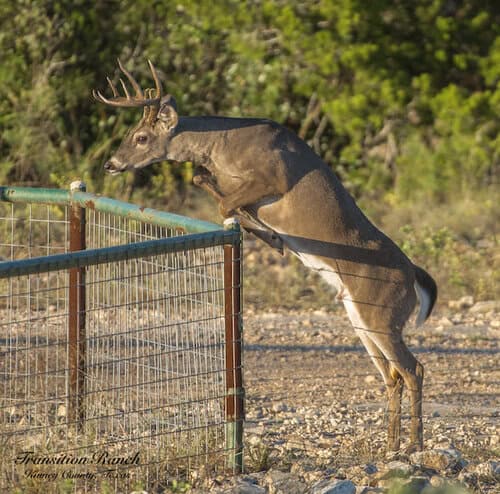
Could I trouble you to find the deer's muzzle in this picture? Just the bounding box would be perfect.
[104,159,125,175]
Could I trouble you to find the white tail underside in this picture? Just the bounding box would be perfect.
[414,280,430,327]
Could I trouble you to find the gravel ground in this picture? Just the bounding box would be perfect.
[196,300,499,493]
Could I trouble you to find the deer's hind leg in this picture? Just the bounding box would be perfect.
[367,332,424,452]
[356,328,404,451]
[391,346,424,452]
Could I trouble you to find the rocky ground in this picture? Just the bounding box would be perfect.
[193,298,499,493]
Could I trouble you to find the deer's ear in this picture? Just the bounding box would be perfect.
[157,95,178,132]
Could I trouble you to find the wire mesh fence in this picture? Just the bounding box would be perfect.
[0,184,243,493]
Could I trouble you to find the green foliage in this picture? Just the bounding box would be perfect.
[167,479,191,493]
[397,222,499,301]
[0,0,498,205]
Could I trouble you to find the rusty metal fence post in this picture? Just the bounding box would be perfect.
[68,180,86,430]
[223,218,244,472]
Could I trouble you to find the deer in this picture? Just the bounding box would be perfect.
[93,60,437,453]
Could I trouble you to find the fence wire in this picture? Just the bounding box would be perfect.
[0,194,242,492]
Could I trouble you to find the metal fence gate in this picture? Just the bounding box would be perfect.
[0,183,243,492]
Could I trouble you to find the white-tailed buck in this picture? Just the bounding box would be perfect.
[94,60,437,452]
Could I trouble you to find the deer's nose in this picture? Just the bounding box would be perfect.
[104,158,125,175]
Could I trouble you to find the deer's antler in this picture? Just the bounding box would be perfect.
[93,59,163,115]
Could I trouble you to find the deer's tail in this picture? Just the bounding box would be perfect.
[414,265,438,326]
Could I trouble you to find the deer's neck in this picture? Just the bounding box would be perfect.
[166,117,223,165]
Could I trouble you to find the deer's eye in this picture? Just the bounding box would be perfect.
[136,135,148,144]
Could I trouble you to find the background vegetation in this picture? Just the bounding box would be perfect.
[0,0,498,303]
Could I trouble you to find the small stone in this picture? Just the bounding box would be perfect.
[474,460,500,478]
[410,448,462,472]
[448,296,474,310]
[437,317,453,326]
[312,479,357,494]
[429,475,446,487]
[304,470,327,484]
[476,239,494,249]
[271,402,288,413]
[380,461,414,479]
[290,462,316,476]
[364,375,376,384]
[248,435,263,446]
[233,479,267,494]
[264,469,306,494]
[469,300,499,313]
[363,464,378,475]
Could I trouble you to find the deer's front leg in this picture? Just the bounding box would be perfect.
[193,167,283,218]
[218,180,281,217]
[193,171,284,253]
[193,173,222,200]
[193,172,274,218]
[192,172,233,218]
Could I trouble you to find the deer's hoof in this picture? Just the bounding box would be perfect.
[193,174,207,186]
[219,203,236,218]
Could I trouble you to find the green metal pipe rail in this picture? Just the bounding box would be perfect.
[0,231,239,278]
[0,184,244,474]
[0,185,220,234]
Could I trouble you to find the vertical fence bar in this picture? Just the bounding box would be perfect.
[68,181,86,430]
[223,218,244,472]
[231,221,244,469]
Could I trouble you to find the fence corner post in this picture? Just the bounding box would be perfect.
[68,180,86,432]
[223,217,244,473]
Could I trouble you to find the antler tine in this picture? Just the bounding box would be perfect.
[92,89,118,106]
[119,78,131,100]
[106,77,119,98]
[148,59,163,99]
[142,88,152,121]
[92,89,103,102]
[117,58,144,98]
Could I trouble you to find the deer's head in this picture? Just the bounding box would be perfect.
[93,60,178,174]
